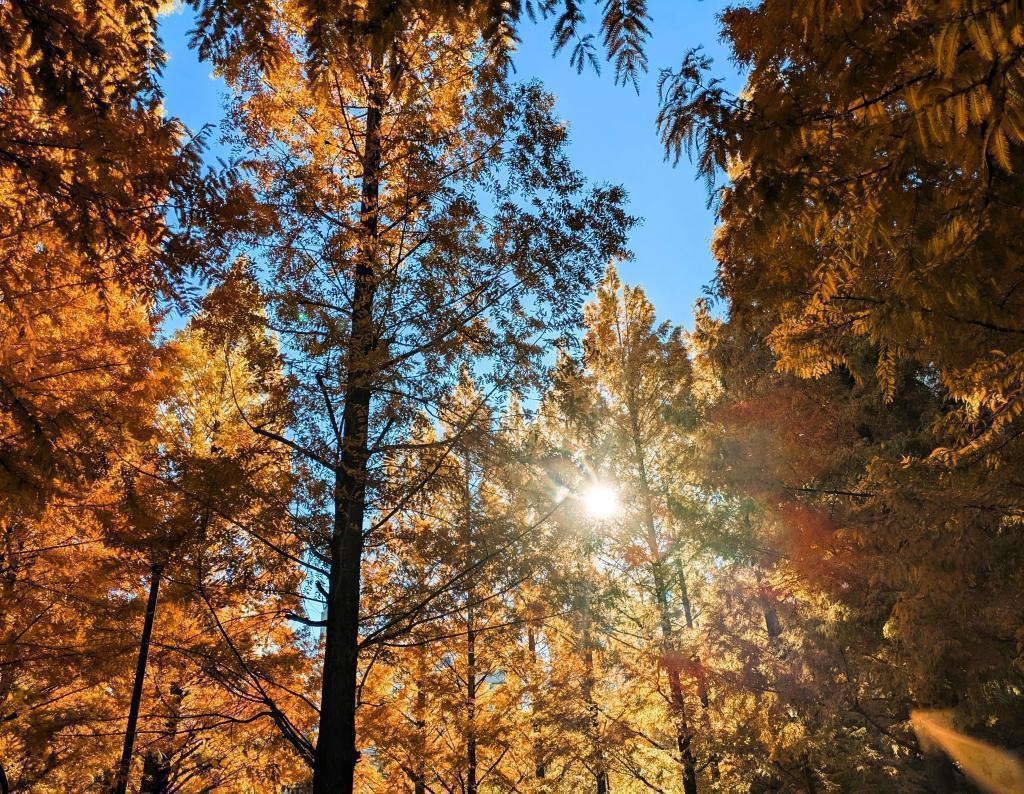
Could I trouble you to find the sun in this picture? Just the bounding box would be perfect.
[583,483,620,521]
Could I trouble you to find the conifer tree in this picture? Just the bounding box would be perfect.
[579,266,705,793]
[658,0,1024,778]
[210,6,632,788]
[105,317,311,793]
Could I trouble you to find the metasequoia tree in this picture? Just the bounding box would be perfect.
[356,376,550,792]
[213,5,632,789]
[658,0,1024,778]
[528,335,685,794]
[683,296,944,791]
[0,487,131,790]
[363,381,620,793]
[0,4,211,785]
[0,317,304,794]
[579,266,706,793]
[104,318,312,793]
[402,383,521,794]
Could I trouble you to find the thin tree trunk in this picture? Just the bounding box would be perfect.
[627,407,698,794]
[312,61,383,794]
[801,762,818,794]
[113,561,164,794]
[466,609,478,794]
[462,451,480,794]
[754,565,782,641]
[924,747,963,793]
[139,751,171,793]
[414,648,427,794]
[653,565,699,794]
[580,586,609,794]
[676,563,719,782]
[751,542,817,791]
[527,625,546,779]
[1,526,21,794]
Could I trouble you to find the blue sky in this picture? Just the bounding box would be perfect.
[158,0,742,327]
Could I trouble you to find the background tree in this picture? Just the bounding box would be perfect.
[105,316,313,793]
[580,266,706,793]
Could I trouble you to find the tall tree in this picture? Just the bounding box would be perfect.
[0,4,209,782]
[581,266,704,793]
[106,316,311,792]
[659,0,1024,780]
[214,5,632,789]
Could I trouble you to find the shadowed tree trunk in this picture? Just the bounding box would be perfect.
[414,647,427,794]
[311,58,383,794]
[112,561,164,794]
[924,747,967,793]
[652,562,699,794]
[1,521,19,794]
[755,566,782,642]
[754,552,819,792]
[463,455,479,794]
[583,642,609,794]
[466,608,478,794]
[580,582,609,794]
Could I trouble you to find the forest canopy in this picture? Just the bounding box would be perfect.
[2,0,1023,792]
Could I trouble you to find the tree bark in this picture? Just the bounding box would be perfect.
[113,561,164,794]
[414,648,427,794]
[580,587,609,794]
[461,453,480,794]
[753,554,819,791]
[466,609,478,794]
[527,626,546,779]
[311,61,383,794]
[676,563,719,782]
[763,596,782,641]
[139,751,171,793]
[1,522,21,794]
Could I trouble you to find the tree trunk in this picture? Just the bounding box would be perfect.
[113,561,164,794]
[581,594,609,794]
[466,610,478,794]
[745,512,781,645]
[527,626,546,779]
[801,762,818,794]
[653,564,699,794]
[311,62,383,794]
[763,597,782,641]
[753,553,816,791]
[1,523,20,794]
[627,406,698,794]
[676,563,719,782]
[924,747,964,793]
[414,649,427,794]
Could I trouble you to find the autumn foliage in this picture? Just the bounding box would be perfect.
[3,0,1024,792]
